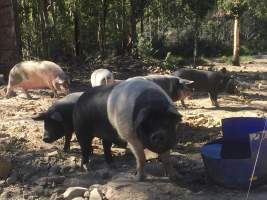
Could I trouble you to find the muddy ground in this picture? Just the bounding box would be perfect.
[0,56,267,200]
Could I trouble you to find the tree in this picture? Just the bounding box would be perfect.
[218,0,248,66]
[182,0,215,66]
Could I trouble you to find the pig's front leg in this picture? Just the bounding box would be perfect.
[103,140,113,164]
[21,88,32,99]
[6,85,16,98]
[63,133,72,152]
[180,99,187,108]
[127,138,146,181]
[76,134,93,171]
[159,151,181,181]
[208,92,219,107]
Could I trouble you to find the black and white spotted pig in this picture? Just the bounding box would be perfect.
[73,78,182,181]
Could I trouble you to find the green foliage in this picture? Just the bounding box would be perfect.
[163,52,185,68]
[15,0,267,64]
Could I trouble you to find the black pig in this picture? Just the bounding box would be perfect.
[173,68,238,107]
[32,92,83,151]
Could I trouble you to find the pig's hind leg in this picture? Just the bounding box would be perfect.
[48,82,58,98]
[103,140,113,164]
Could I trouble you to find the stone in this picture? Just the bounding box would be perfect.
[95,169,110,180]
[0,191,11,200]
[32,185,44,195]
[89,188,102,200]
[0,158,12,179]
[63,187,87,200]
[72,197,85,200]
[6,173,18,185]
[49,166,60,176]
[47,151,58,157]
[0,180,5,186]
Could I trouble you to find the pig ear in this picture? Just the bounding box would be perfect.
[50,112,63,122]
[168,106,182,122]
[32,112,47,121]
[178,78,194,85]
[134,107,150,129]
[220,67,227,74]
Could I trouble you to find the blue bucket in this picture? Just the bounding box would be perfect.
[201,117,267,188]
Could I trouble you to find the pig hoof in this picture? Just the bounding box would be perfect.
[135,172,146,181]
[107,162,117,169]
[168,172,183,181]
[63,147,70,153]
[82,163,91,171]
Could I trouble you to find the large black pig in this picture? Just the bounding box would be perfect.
[173,68,238,107]
[32,92,83,152]
[73,78,182,181]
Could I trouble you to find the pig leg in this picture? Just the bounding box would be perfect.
[48,83,58,98]
[21,88,32,99]
[208,92,219,107]
[159,151,181,181]
[63,133,72,152]
[76,133,93,170]
[6,85,16,98]
[103,140,113,164]
[127,138,146,181]
[180,99,187,108]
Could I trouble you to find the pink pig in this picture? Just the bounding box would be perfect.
[6,60,70,98]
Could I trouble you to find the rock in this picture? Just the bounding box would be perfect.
[49,166,60,176]
[95,169,110,180]
[32,185,44,195]
[0,180,5,186]
[50,193,58,200]
[84,191,90,198]
[72,197,85,200]
[63,187,87,200]
[47,151,59,157]
[63,176,96,188]
[89,188,102,200]
[0,191,11,200]
[36,176,65,186]
[0,158,12,179]
[6,171,18,185]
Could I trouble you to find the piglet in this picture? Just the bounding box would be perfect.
[6,60,70,98]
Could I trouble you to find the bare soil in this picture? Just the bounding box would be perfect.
[0,56,266,200]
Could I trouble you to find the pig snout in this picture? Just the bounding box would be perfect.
[176,86,192,101]
[43,131,57,143]
[150,131,167,146]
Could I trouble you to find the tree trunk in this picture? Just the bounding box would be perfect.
[39,0,49,58]
[193,19,199,68]
[97,0,108,58]
[74,6,81,57]
[232,16,240,66]
[129,0,138,57]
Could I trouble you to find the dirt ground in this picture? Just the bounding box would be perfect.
[0,57,267,200]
